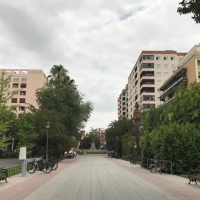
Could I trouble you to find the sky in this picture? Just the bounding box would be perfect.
[0,0,200,133]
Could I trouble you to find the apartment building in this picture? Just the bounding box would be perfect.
[118,50,187,119]
[160,44,200,103]
[2,69,46,117]
[118,84,128,118]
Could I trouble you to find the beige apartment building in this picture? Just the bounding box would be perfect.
[160,44,200,103]
[2,69,46,117]
[118,50,187,119]
[118,84,128,118]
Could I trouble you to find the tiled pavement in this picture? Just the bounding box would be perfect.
[1,155,200,200]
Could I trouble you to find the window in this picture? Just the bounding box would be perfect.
[156,56,160,60]
[12,83,18,88]
[14,71,19,74]
[164,64,168,68]
[20,91,26,96]
[19,106,25,111]
[171,64,175,68]
[21,76,27,81]
[7,84,10,88]
[21,83,26,88]
[157,80,161,85]
[11,98,17,103]
[156,64,160,68]
[19,98,25,103]
[171,57,175,60]
[22,71,27,74]
[157,72,161,76]
[164,57,168,60]
[164,72,169,77]
[13,76,19,81]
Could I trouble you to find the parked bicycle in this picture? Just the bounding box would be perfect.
[149,160,165,173]
[48,159,58,171]
[27,158,52,174]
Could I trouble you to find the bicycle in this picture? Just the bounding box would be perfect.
[27,158,52,174]
[149,160,165,173]
[48,159,58,171]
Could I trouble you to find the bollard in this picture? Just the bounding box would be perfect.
[19,147,27,177]
[21,159,27,177]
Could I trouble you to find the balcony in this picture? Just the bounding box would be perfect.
[140,79,154,87]
[140,71,154,78]
[140,103,155,110]
[159,68,187,102]
[140,63,154,71]
[140,87,155,94]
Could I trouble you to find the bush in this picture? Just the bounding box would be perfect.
[5,152,18,158]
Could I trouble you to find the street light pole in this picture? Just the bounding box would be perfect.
[116,136,118,158]
[46,122,50,161]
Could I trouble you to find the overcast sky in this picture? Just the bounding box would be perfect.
[0,0,200,133]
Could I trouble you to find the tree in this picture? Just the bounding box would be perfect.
[17,113,38,157]
[177,0,200,23]
[105,117,136,157]
[34,109,70,158]
[0,70,18,148]
[36,65,93,138]
[122,133,135,157]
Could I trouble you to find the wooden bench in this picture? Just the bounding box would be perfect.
[188,169,200,184]
[0,168,8,183]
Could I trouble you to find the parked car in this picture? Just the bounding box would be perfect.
[0,149,6,158]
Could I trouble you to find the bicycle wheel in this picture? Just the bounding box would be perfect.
[51,161,58,170]
[27,163,36,174]
[42,163,52,174]
[149,166,156,173]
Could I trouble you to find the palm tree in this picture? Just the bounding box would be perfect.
[48,65,76,90]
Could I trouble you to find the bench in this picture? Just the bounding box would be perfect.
[0,168,8,182]
[188,169,200,184]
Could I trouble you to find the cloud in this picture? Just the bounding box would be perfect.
[0,0,200,133]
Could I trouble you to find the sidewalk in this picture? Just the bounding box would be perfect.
[0,155,200,200]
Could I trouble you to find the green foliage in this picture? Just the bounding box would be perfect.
[177,0,200,23]
[34,109,69,158]
[150,123,200,171]
[17,113,38,157]
[105,117,136,156]
[79,131,100,149]
[79,136,92,149]
[122,133,135,156]
[141,82,200,171]
[36,65,93,138]
[0,70,18,151]
[0,70,19,105]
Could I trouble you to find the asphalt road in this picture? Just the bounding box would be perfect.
[0,158,21,168]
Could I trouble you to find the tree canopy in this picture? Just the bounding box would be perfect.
[36,65,93,138]
[177,0,200,23]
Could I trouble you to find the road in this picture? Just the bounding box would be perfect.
[0,158,21,168]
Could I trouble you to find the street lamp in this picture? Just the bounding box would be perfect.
[46,122,50,161]
[116,136,118,158]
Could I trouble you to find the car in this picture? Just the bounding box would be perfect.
[0,149,6,158]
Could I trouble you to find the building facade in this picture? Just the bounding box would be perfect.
[118,84,128,118]
[2,69,46,117]
[118,50,187,119]
[160,45,200,103]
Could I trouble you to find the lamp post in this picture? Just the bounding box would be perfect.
[116,136,118,158]
[46,122,50,161]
